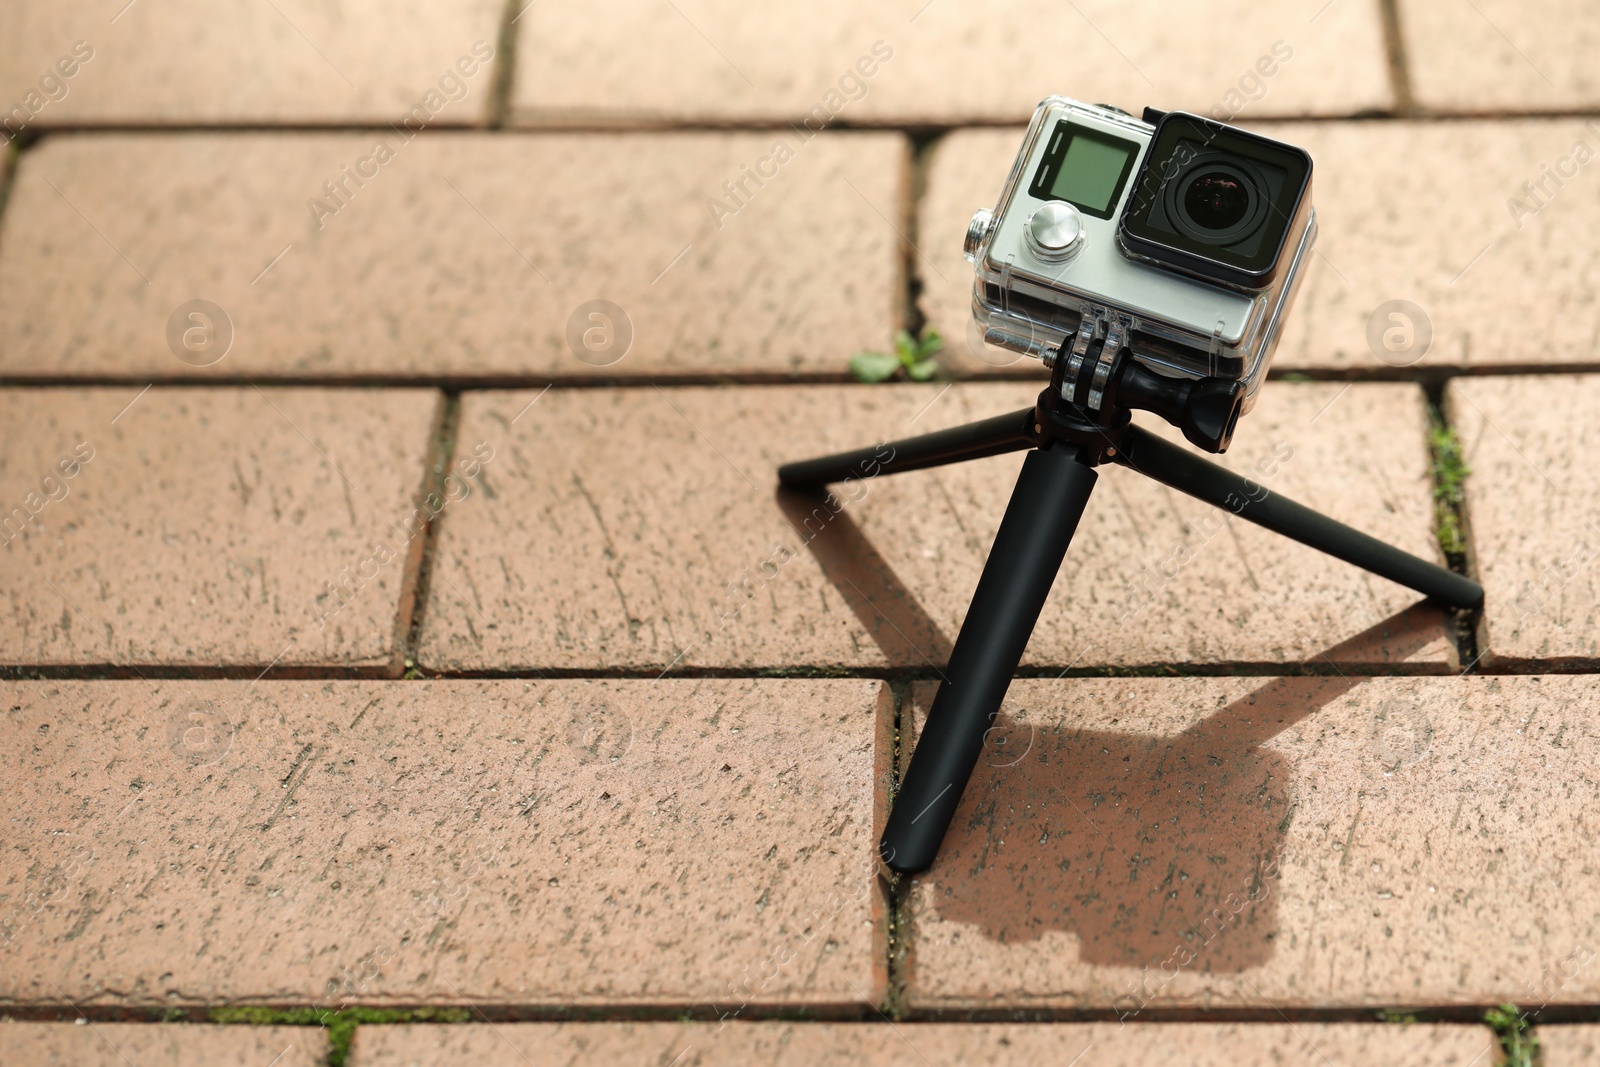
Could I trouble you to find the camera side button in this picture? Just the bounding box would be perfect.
[963,208,995,262]
[1025,201,1084,263]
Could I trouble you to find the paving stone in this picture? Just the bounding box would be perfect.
[1448,375,1600,668]
[0,1022,326,1066]
[0,132,905,379]
[1544,1024,1600,1066]
[348,1020,1496,1065]
[0,387,437,672]
[511,0,1389,125]
[0,0,501,127]
[1274,119,1600,373]
[418,382,1449,673]
[1402,0,1600,113]
[0,678,886,1009]
[899,674,1600,1011]
[920,121,1600,376]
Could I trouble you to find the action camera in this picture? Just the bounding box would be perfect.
[964,97,1315,424]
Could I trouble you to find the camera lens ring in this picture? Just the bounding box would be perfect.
[1164,154,1271,245]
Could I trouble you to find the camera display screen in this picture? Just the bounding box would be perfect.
[1119,113,1311,288]
[1029,122,1139,220]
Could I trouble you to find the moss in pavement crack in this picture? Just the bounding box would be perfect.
[1427,418,1469,560]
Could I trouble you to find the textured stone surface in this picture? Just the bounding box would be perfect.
[0,679,887,1009]
[901,675,1600,1011]
[1545,1025,1600,1066]
[350,1020,1495,1065]
[0,387,437,672]
[0,0,502,126]
[0,132,904,379]
[512,0,1389,125]
[1273,120,1600,372]
[1449,375,1600,668]
[0,1023,326,1066]
[418,382,1449,673]
[920,121,1600,375]
[1402,0,1600,112]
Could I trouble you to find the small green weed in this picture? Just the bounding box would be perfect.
[850,328,943,383]
[1485,1002,1539,1067]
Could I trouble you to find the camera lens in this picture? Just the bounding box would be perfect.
[1182,171,1250,232]
[1165,156,1268,244]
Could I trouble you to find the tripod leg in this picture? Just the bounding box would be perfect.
[1117,424,1483,609]
[778,407,1036,487]
[879,441,1097,874]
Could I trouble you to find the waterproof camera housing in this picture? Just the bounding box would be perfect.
[964,97,1315,428]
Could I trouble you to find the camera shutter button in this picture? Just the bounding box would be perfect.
[963,208,995,261]
[1025,201,1084,262]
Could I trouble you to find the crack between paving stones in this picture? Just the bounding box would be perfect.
[1422,380,1484,672]
[4,366,1600,392]
[3,1002,1581,1025]
[399,392,462,678]
[879,678,911,1022]
[8,659,1595,683]
[24,110,1600,140]
[1377,0,1418,116]
[488,0,521,129]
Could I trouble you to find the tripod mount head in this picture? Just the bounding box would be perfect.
[1037,333,1245,461]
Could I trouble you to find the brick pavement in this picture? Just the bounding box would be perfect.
[2,1,1596,1063]
[0,1023,327,1066]
[0,133,906,380]
[350,1020,1496,1065]
[1545,1024,1600,1065]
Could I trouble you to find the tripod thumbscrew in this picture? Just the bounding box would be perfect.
[1115,360,1245,453]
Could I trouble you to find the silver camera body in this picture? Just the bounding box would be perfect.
[964,97,1316,422]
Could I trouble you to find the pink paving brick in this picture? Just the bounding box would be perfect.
[0,387,438,673]
[512,0,1390,125]
[348,1020,1497,1065]
[1544,1024,1600,1066]
[0,132,905,381]
[1449,374,1600,668]
[0,0,502,127]
[0,678,887,1010]
[0,1022,327,1066]
[1402,0,1600,113]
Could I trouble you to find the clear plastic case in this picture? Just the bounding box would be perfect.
[964,96,1316,413]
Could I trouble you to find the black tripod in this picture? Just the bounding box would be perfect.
[779,350,1483,875]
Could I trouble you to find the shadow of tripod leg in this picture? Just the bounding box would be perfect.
[778,408,1037,487]
[927,603,1443,967]
[879,441,1098,874]
[774,485,953,670]
[1117,425,1483,609]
